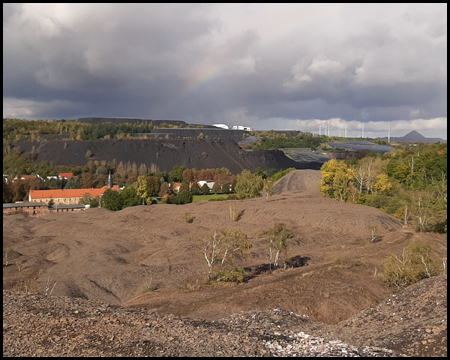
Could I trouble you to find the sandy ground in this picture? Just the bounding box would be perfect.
[3,170,447,327]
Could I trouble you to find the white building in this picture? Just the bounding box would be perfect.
[232,125,252,131]
[212,124,229,129]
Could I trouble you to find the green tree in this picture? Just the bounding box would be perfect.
[201,183,210,195]
[190,182,201,195]
[179,182,190,193]
[170,165,187,183]
[3,178,13,203]
[212,181,221,194]
[101,189,123,211]
[235,169,264,199]
[121,186,141,208]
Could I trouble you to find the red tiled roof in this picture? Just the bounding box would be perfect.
[59,173,74,178]
[30,188,106,200]
[102,185,121,191]
[29,186,121,200]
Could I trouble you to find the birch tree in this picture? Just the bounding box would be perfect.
[196,229,252,279]
[260,223,292,272]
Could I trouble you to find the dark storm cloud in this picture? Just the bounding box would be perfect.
[3,3,447,139]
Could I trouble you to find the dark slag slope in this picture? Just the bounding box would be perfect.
[18,138,321,173]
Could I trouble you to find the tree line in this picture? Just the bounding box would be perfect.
[3,118,192,143]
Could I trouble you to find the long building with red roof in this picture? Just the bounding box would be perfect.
[28,186,120,205]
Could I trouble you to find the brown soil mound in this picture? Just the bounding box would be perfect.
[273,169,323,195]
[3,170,447,356]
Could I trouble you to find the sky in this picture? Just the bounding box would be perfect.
[3,3,447,139]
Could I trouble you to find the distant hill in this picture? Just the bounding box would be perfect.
[380,130,445,143]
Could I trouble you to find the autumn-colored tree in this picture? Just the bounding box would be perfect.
[81,172,96,188]
[134,175,150,204]
[263,177,274,200]
[128,162,139,182]
[319,159,355,201]
[116,161,126,179]
[159,182,171,197]
[373,173,393,194]
[138,163,148,176]
[213,172,236,192]
[182,168,198,183]
[198,169,215,181]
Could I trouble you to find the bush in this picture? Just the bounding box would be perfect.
[212,267,246,283]
[382,241,440,288]
[364,194,389,210]
[174,190,193,205]
[226,194,238,200]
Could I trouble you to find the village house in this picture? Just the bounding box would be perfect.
[58,172,74,180]
[196,180,215,190]
[172,181,216,193]
[172,182,183,192]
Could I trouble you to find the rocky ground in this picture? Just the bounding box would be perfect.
[2,275,446,357]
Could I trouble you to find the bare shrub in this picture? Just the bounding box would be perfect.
[142,279,158,293]
[182,212,194,223]
[229,202,242,221]
[196,229,252,280]
[383,241,440,288]
[259,223,292,271]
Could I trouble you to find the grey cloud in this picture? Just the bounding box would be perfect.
[2,4,447,138]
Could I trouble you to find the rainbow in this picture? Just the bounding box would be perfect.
[182,61,234,95]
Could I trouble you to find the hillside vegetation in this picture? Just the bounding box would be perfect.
[319,142,447,234]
